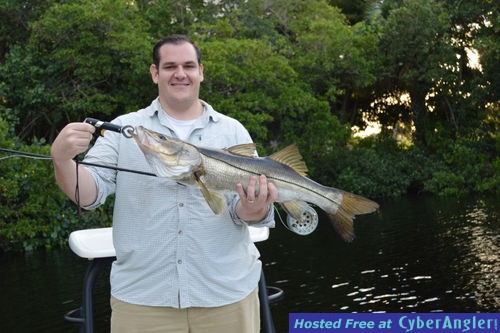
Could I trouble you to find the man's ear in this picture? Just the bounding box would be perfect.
[199,63,204,83]
[150,64,159,84]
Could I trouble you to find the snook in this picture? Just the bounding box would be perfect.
[132,126,378,242]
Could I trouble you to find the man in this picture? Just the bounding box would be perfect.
[51,35,278,333]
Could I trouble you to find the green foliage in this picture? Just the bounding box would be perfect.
[200,37,351,170]
[200,38,276,141]
[331,137,438,198]
[0,0,54,60]
[375,0,456,145]
[330,136,499,199]
[271,0,380,124]
[142,0,213,38]
[379,0,452,85]
[292,4,376,92]
[0,118,112,251]
[424,139,499,196]
[0,0,497,251]
[1,0,153,141]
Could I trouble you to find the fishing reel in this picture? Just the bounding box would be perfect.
[286,205,319,236]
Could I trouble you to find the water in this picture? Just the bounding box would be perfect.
[0,195,498,332]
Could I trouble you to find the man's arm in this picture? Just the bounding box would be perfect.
[50,122,98,206]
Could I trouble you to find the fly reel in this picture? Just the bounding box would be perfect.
[286,205,319,236]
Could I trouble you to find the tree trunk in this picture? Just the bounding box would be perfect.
[409,87,428,146]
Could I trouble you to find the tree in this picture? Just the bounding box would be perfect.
[261,0,379,130]
[0,0,153,141]
[199,37,349,175]
[435,0,499,137]
[0,116,112,251]
[327,0,371,24]
[141,0,217,39]
[0,0,54,61]
[376,0,454,146]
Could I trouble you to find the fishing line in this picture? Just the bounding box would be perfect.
[0,147,156,177]
[3,146,296,228]
[1,146,157,215]
[75,159,82,214]
[2,142,306,231]
[0,155,52,161]
[274,206,295,233]
[0,147,53,160]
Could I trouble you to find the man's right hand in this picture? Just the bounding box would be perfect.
[51,122,96,161]
[50,122,98,206]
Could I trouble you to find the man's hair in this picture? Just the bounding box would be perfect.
[152,35,201,68]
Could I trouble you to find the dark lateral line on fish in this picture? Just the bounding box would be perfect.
[202,152,341,205]
[0,147,157,177]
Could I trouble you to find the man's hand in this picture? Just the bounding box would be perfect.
[235,174,278,223]
[51,122,96,161]
[51,122,97,206]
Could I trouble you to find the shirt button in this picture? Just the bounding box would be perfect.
[178,203,184,207]
[177,259,182,264]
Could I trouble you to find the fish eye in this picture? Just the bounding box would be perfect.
[158,134,166,140]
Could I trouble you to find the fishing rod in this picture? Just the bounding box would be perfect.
[0,118,156,214]
[0,118,155,177]
[1,118,319,235]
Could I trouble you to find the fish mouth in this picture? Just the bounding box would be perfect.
[132,126,202,178]
[133,126,181,155]
[133,126,197,164]
[132,126,158,151]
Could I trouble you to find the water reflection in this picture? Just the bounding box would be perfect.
[437,198,499,310]
[258,195,499,331]
[0,195,498,333]
[0,249,111,332]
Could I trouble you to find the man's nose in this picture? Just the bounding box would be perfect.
[174,66,186,78]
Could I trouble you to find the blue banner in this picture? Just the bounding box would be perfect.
[289,313,499,333]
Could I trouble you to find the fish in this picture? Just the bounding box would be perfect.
[132,126,379,242]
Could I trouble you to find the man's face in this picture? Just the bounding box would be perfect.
[150,42,204,109]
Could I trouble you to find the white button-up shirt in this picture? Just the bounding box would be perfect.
[83,98,274,308]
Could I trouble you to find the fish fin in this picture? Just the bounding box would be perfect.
[225,143,257,157]
[194,174,226,214]
[280,201,312,221]
[329,192,379,242]
[268,144,308,176]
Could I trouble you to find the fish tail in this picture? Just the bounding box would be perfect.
[328,192,379,242]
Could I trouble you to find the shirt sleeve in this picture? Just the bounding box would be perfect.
[228,195,276,228]
[82,169,115,210]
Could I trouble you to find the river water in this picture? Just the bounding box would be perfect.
[0,195,498,332]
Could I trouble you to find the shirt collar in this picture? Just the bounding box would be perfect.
[147,97,221,124]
